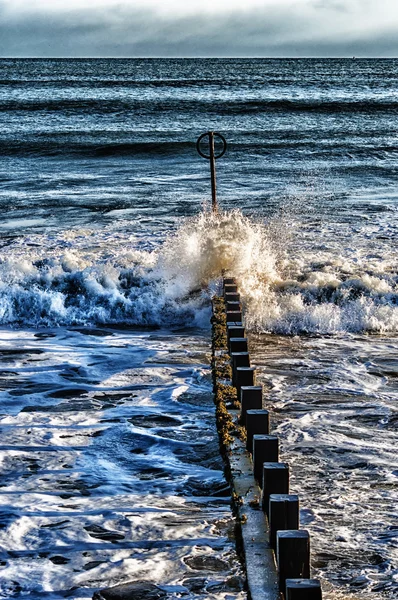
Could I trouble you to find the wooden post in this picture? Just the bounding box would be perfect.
[235,367,256,394]
[246,409,269,451]
[224,292,240,303]
[269,494,299,549]
[223,277,236,287]
[226,310,243,323]
[227,325,245,344]
[277,530,310,593]
[253,435,279,483]
[229,338,248,353]
[231,352,250,366]
[231,352,250,385]
[224,284,238,296]
[285,579,322,599]
[261,462,289,512]
[226,301,241,313]
[240,386,262,423]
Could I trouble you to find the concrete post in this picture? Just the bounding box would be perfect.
[261,462,289,512]
[246,409,269,451]
[253,435,279,483]
[269,494,299,549]
[276,530,310,593]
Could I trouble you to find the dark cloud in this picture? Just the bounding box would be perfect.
[0,2,396,57]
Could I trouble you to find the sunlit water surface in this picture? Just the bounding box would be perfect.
[0,58,397,599]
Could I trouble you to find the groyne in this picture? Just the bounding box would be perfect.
[211,277,323,600]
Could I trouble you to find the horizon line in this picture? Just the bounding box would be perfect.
[1,56,397,60]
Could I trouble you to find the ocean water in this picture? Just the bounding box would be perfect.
[0,58,397,598]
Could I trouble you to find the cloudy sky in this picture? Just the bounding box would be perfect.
[0,0,397,57]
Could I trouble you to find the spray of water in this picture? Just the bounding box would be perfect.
[158,208,279,296]
[158,207,398,335]
[0,208,397,332]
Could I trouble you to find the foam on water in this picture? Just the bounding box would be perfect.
[1,57,398,600]
[0,327,246,599]
[1,209,397,334]
[159,209,278,296]
[251,333,398,598]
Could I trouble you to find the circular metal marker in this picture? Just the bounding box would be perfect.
[196,131,227,160]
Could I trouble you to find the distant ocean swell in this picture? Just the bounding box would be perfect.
[1,139,397,160]
[0,211,397,333]
[0,78,257,87]
[1,98,398,114]
[0,140,195,158]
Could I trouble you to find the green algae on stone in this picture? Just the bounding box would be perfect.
[212,296,228,351]
[212,356,232,380]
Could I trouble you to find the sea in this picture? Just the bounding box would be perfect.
[0,58,397,599]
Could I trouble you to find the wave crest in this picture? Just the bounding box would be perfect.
[0,210,397,334]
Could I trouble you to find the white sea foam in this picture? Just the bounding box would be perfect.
[0,327,245,600]
[0,209,397,333]
[260,331,398,599]
[158,209,278,293]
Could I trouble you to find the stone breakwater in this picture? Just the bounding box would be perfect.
[211,277,323,600]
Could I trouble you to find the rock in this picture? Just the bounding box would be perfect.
[128,415,180,428]
[181,577,207,592]
[183,555,228,572]
[49,555,70,565]
[41,520,70,529]
[206,576,244,592]
[83,560,104,570]
[93,581,167,600]
[84,525,125,542]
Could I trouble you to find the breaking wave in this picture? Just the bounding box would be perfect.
[0,210,397,333]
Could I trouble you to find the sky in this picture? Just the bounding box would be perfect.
[0,0,397,58]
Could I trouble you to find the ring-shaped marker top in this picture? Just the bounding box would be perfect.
[196,132,227,160]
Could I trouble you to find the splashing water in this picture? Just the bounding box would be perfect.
[0,209,277,329]
[161,208,398,335]
[158,209,278,294]
[0,208,397,333]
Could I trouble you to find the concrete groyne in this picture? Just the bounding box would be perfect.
[211,277,323,600]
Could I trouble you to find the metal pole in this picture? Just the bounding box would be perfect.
[196,131,226,213]
[209,131,217,212]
